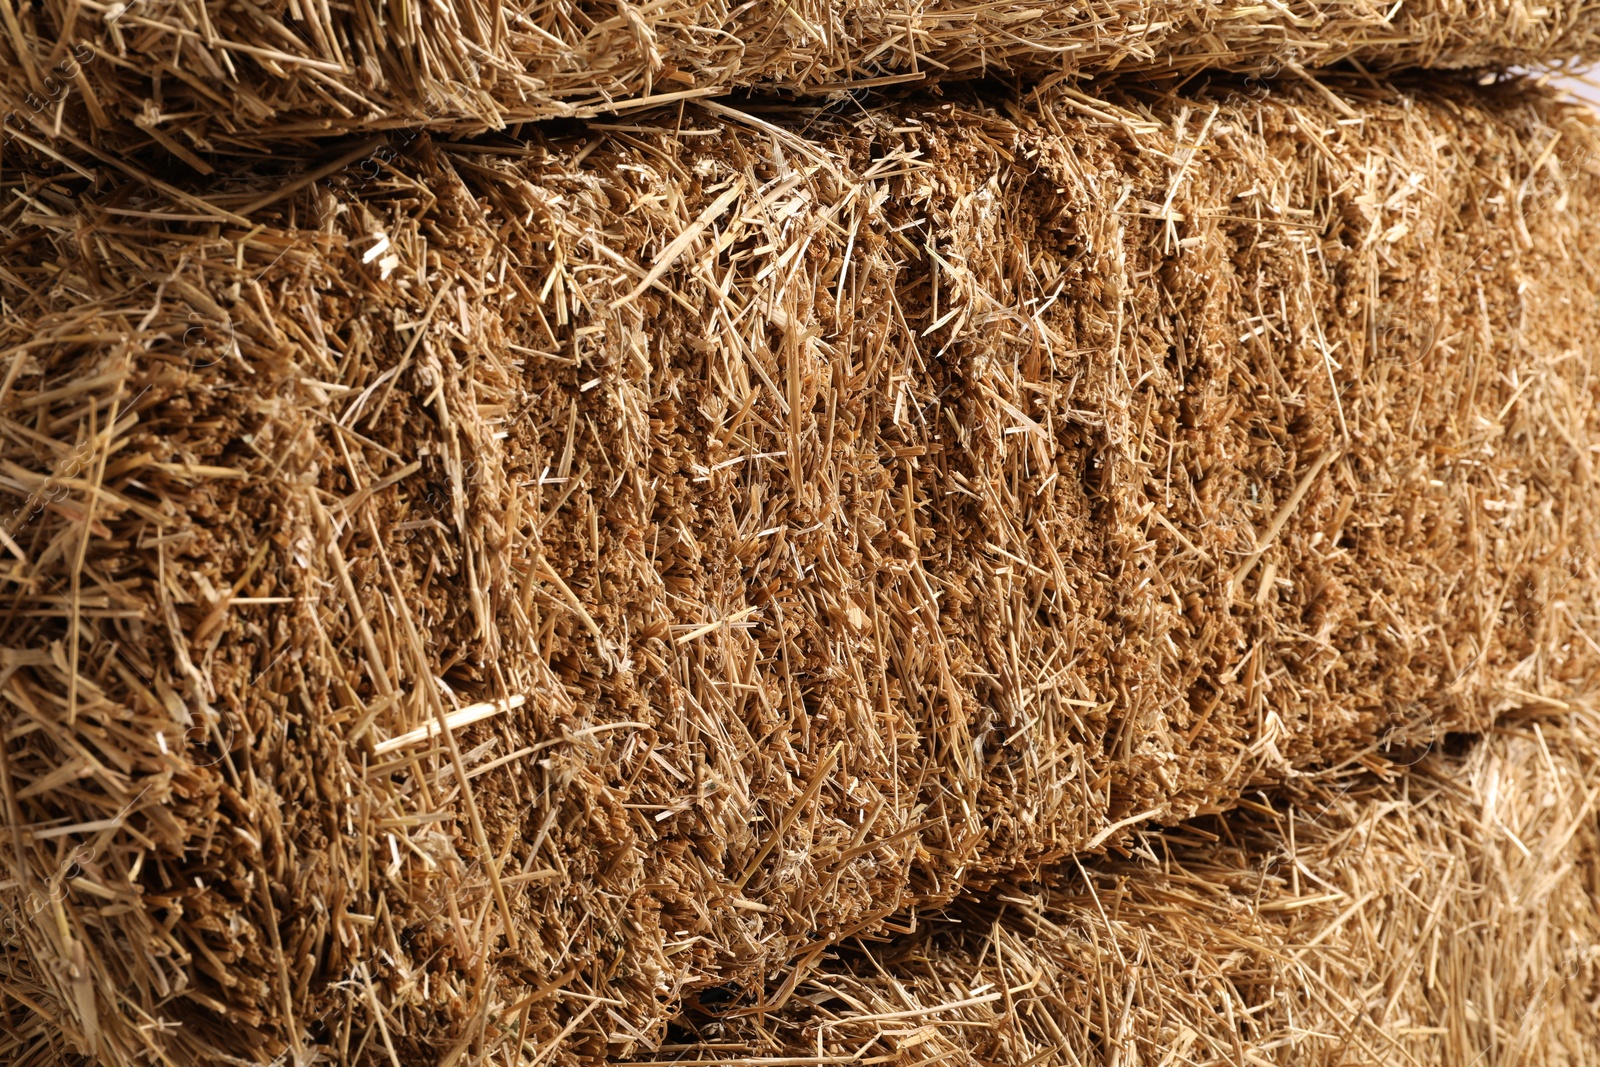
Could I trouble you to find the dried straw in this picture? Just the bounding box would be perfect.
[0,74,1598,1064]
[0,0,1597,162]
[671,709,1600,1066]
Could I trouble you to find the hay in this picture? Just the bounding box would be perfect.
[1,74,1599,1064]
[668,709,1600,1066]
[1,0,1598,161]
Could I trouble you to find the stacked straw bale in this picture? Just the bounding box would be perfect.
[677,710,1600,1067]
[1,75,1599,1065]
[2,0,1599,159]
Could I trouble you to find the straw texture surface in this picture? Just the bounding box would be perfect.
[1,76,1598,1064]
[1,0,1598,159]
[675,711,1600,1067]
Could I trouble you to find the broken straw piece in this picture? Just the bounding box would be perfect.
[370,694,527,756]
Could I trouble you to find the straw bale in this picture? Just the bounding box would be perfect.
[1,75,1599,1064]
[1,1,1599,161]
[669,710,1600,1066]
